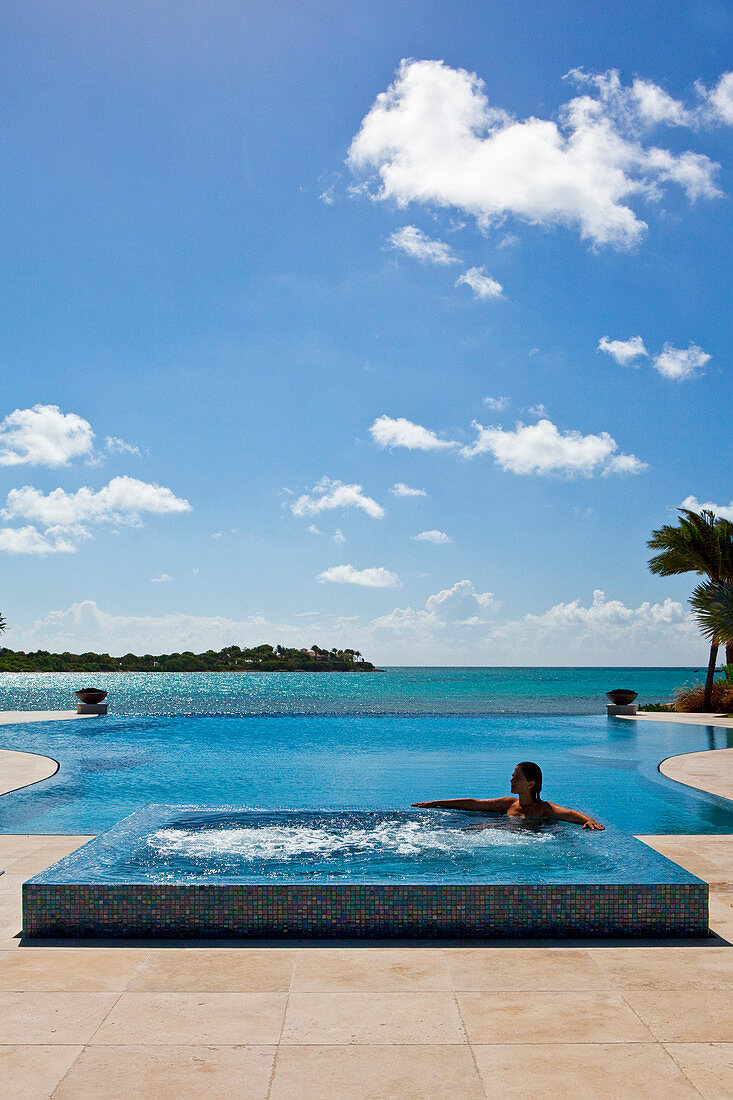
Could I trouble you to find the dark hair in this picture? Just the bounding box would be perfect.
[517,761,543,802]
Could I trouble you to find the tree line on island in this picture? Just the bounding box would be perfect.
[0,642,375,673]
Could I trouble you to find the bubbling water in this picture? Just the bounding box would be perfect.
[151,816,558,864]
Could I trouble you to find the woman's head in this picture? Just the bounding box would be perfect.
[512,761,543,801]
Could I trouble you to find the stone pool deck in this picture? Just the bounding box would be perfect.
[0,716,731,1097]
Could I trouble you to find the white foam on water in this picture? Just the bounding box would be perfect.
[150,818,558,864]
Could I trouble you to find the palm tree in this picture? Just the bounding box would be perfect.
[648,508,733,710]
[690,581,733,658]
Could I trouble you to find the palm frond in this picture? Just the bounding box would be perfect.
[690,581,733,644]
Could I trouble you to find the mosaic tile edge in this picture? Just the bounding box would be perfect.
[22,882,709,939]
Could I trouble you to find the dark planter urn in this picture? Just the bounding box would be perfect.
[75,689,108,705]
[605,689,638,705]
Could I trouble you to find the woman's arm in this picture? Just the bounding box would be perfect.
[547,803,605,830]
[411,797,515,813]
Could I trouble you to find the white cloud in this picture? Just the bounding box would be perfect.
[629,77,693,127]
[461,418,646,476]
[151,573,173,583]
[4,476,192,528]
[390,482,427,498]
[680,495,733,522]
[370,415,457,451]
[519,588,687,630]
[527,403,547,418]
[598,334,711,380]
[368,585,700,664]
[388,225,458,264]
[413,529,452,544]
[483,396,508,411]
[1,600,333,656]
[317,564,401,587]
[291,476,384,519]
[371,580,494,640]
[333,528,346,543]
[0,476,191,556]
[0,525,78,555]
[0,404,95,467]
[105,436,142,457]
[708,72,733,124]
[425,580,493,621]
[602,453,649,476]
[455,266,503,299]
[652,342,710,380]
[348,60,721,250]
[597,335,648,365]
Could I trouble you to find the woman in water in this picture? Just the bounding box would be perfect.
[412,760,604,830]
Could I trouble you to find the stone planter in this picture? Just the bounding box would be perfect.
[605,689,638,706]
[75,689,108,705]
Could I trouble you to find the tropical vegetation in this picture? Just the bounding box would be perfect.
[0,643,375,673]
[648,507,733,710]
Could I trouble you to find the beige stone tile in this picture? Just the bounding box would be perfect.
[710,887,733,909]
[683,836,733,860]
[4,851,84,878]
[90,992,286,1045]
[0,992,118,1044]
[0,1044,82,1100]
[0,836,92,865]
[129,949,294,992]
[269,1045,484,1099]
[665,1043,733,1099]
[445,947,604,991]
[709,896,733,941]
[0,835,53,859]
[472,1043,700,1098]
[0,923,22,945]
[458,991,653,1044]
[591,946,733,990]
[291,948,451,992]
[53,1045,275,1100]
[640,836,733,883]
[625,990,733,1042]
[0,894,23,936]
[0,873,29,896]
[0,948,149,991]
[282,992,466,1045]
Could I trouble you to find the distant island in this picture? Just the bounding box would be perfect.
[0,644,375,673]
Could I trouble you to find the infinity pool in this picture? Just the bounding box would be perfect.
[1,713,732,835]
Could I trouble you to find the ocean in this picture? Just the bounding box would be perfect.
[0,666,706,716]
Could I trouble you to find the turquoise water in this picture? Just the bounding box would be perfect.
[0,666,706,715]
[1,704,731,835]
[32,808,697,886]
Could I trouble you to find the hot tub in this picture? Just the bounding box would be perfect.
[23,805,708,938]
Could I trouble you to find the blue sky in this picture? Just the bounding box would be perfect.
[0,0,731,664]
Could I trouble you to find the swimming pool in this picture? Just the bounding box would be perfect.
[23,806,708,938]
[1,713,732,835]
